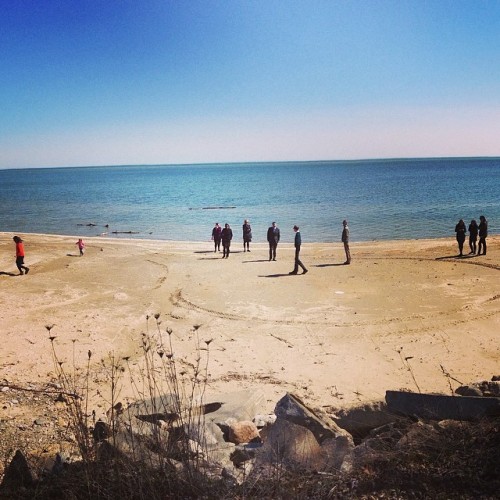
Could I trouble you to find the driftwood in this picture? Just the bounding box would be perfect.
[0,382,79,399]
[189,206,237,210]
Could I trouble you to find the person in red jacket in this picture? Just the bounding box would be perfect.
[13,236,30,275]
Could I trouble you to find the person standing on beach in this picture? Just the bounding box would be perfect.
[478,215,488,255]
[341,219,351,265]
[221,223,233,258]
[211,222,222,252]
[76,238,85,256]
[454,219,466,256]
[242,219,252,252]
[468,219,478,254]
[13,236,29,275]
[267,221,280,261]
[289,225,308,275]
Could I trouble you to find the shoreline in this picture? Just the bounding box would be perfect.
[1,232,498,417]
[1,229,480,245]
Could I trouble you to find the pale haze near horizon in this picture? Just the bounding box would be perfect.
[1,1,500,169]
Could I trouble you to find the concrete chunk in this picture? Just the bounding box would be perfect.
[386,390,500,421]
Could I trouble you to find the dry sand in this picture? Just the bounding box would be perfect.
[1,232,499,415]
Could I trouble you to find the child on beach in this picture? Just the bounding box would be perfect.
[13,236,29,275]
[76,238,85,256]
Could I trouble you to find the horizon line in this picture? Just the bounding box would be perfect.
[1,155,499,172]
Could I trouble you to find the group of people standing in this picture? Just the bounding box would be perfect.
[211,219,352,273]
[211,220,261,259]
[211,222,233,258]
[455,215,488,257]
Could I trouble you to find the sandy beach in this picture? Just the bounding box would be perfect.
[1,232,499,415]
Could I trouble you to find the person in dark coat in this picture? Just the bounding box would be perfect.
[289,225,308,275]
[221,223,233,258]
[211,222,222,252]
[341,219,351,265]
[455,219,466,256]
[266,222,280,261]
[242,219,252,252]
[478,215,488,255]
[468,219,478,255]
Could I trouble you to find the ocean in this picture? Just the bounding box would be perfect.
[1,158,498,243]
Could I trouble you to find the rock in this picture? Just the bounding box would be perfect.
[207,389,266,426]
[320,435,355,472]
[121,389,265,439]
[257,418,324,470]
[0,450,34,491]
[228,421,260,445]
[253,414,277,428]
[455,385,483,397]
[396,420,436,448]
[126,393,182,425]
[184,420,222,446]
[222,463,253,486]
[93,420,111,442]
[331,401,398,440]
[353,419,413,463]
[455,381,500,397]
[230,443,262,467]
[214,417,237,442]
[274,393,352,444]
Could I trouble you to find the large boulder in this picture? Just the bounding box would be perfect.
[274,393,352,444]
[206,389,266,427]
[257,418,324,470]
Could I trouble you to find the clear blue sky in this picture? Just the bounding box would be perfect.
[1,0,500,168]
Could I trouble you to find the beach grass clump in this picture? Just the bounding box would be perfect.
[40,314,221,498]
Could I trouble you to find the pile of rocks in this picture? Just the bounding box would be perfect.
[1,375,499,493]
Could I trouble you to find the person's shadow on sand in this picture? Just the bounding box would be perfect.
[259,273,296,278]
[243,259,270,263]
[66,253,81,257]
[436,254,478,261]
[314,263,346,268]
[0,271,19,276]
[195,250,244,255]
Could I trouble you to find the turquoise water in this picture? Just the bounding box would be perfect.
[0,158,498,243]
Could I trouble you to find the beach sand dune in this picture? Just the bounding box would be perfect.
[1,233,499,414]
